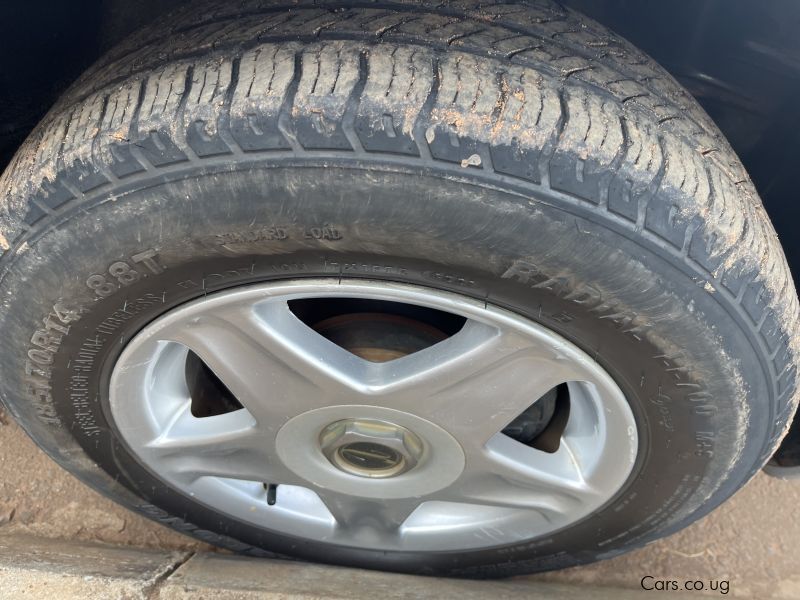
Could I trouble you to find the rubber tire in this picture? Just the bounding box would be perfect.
[0,0,797,578]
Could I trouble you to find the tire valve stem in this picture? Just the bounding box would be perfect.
[264,483,278,506]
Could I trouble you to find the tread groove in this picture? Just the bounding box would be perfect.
[413,55,440,161]
[276,51,304,152]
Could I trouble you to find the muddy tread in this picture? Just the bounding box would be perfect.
[0,0,797,531]
[56,1,743,174]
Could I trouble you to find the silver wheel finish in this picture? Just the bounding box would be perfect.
[109,279,638,552]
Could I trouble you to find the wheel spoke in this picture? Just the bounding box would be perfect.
[143,402,298,485]
[373,319,583,443]
[316,491,421,535]
[439,434,600,518]
[159,299,371,428]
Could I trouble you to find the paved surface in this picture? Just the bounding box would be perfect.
[1,407,799,598]
[0,534,702,600]
[0,534,187,599]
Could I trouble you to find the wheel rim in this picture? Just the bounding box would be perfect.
[109,279,638,552]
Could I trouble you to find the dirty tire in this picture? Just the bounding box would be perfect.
[0,0,797,578]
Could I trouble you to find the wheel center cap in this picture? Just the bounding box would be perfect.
[276,405,466,499]
[319,418,424,479]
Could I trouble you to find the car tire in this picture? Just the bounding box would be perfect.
[0,0,797,577]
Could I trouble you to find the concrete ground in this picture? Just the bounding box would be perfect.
[1,406,798,599]
[0,533,705,600]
